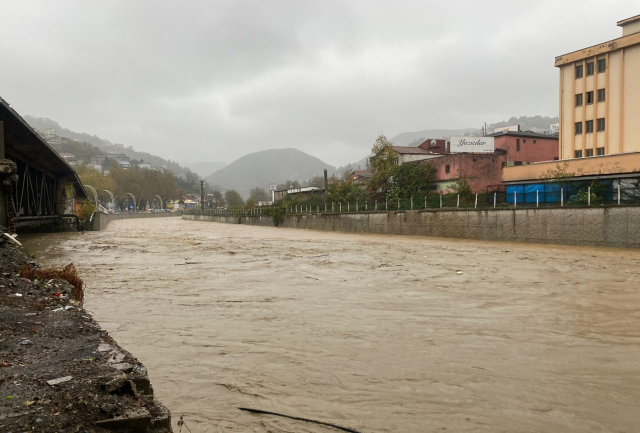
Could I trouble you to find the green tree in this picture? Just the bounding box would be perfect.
[367,135,398,199]
[249,187,269,203]
[328,181,367,203]
[211,190,225,208]
[451,170,474,201]
[388,163,436,200]
[224,189,244,207]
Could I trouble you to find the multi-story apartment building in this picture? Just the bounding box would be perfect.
[556,14,640,159]
[502,14,640,187]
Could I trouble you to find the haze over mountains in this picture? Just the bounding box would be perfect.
[24,113,557,197]
[205,148,335,196]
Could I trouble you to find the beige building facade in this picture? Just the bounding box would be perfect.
[556,14,640,160]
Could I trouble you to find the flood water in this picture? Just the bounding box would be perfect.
[22,217,640,432]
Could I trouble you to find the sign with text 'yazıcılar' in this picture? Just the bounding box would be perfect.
[450,136,494,153]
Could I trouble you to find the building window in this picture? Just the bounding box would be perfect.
[516,139,520,151]
[445,165,450,174]
[575,150,583,158]
[575,65,583,78]
[586,91,594,104]
[575,122,583,135]
[597,88,605,102]
[597,59,606,73]
[597,118,605,131]
[586,149,594,157]
[586,62,594,76]
[554,157,559,160]
[514,161,522,166]
[585,120,594,133]
[575,93,583,106]
[523,139,526,143]
[597,147,605,155]
[533,140,537,144]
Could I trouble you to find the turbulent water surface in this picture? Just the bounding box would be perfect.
[22,217,640,432]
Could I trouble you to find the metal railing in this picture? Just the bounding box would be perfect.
[182,185,640,217]
[284,186,640,214]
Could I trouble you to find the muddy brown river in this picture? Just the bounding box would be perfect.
[22,217,640,432]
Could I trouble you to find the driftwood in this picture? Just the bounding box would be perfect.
[238,407,362,433]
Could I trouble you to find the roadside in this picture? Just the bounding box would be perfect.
[0,243,172,432]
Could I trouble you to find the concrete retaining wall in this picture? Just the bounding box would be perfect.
[94,212,182,231]
[183,206,640,248]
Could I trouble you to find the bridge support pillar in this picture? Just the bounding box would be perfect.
[0,121,7,228]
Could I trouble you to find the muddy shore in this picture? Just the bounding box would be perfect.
[0,244,172,432]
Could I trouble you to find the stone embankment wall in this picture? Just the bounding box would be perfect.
[184,206,640,248]
[94,212,182,231]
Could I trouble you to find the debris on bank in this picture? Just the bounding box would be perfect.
[0,243,172,432]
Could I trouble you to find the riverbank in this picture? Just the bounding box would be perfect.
[0,243,172,432]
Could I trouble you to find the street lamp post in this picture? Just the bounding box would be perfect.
[155,194,163,211]
[84,184,99,209]
[126,193,137,213]
[103,190,115,212]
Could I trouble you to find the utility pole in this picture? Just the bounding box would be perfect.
[200,180,205,211]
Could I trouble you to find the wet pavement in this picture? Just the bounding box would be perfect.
[22,217,640,432]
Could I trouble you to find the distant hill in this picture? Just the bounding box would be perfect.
[189,161,227,178]
[489,115,559,133]
[390,116,559,147]
[24,116,192,178]
[206,148,335,197]
[390,128,478,147]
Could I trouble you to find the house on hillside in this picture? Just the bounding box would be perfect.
[347,170,372,186]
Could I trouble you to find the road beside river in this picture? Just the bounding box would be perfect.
[23,218,640,432]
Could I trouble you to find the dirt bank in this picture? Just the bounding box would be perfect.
[0,244,172,432]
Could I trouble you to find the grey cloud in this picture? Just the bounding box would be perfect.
[1,0,638,167]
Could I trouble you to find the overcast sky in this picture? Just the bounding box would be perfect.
[1,1,637,167]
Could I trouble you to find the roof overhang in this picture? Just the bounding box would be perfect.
[502,153,640,183]
[0,97,87,199]
[554,31,640,66]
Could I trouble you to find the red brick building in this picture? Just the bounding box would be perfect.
[412,131,558,193]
